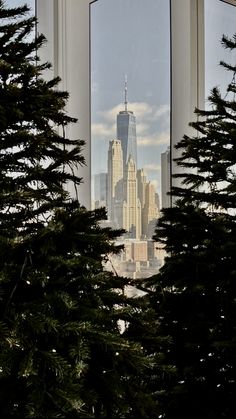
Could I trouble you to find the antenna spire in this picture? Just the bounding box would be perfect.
[124,74,128,112]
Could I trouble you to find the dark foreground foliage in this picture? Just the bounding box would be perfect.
[0,2,153,417]
[134,33,236,419]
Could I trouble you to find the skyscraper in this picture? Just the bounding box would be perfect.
[123,156,141,239]
[142,182,159,238]
[161,147,171,208]
[137,168,147,210]
[117,77,137,167]
[107,139,123,223]
[94,172,107,208]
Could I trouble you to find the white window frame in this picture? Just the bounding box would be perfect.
[36,0,236,208]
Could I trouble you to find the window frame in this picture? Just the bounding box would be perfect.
[36,0,236,208]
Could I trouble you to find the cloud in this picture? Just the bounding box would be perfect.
[154,104,170,119]
[91,122,116,139]
[143,164,161,172]
[138,131,170,147]
[92,102,170,144]
[136,122,150,135]
[101,101,157,122]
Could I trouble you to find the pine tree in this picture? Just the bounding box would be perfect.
[0,2,152,417]
[139,34,236,419]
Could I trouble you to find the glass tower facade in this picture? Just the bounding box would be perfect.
[117,110,137,167]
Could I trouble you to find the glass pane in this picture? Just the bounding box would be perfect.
[91,0,170,280]
[205,0,236,99]
[6,0,36,40]
[6,0,35,13]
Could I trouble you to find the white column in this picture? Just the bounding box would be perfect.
[36,0,92,209]
[170,0,205,185]
[37,0,207,208]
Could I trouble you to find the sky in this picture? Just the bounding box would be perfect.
[205,0,236,101]
[7,0,35,11]
[91,0,170,201]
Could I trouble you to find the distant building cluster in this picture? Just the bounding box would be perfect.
[107,137,160,240]
[108,239,166,281]
[93,80,170,278]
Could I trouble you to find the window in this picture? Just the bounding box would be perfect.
[32,0,236,279]
[91,0,170,279]
[205,0,236,100]
[7,0,35,14]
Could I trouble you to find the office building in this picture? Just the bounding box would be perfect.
[137,168,147,210]
[107,139,123,223]
[161,147,171,208]
[123,156,141,239]
[117,78,137,167]
[94,172,107,208]
[142,182,159,238]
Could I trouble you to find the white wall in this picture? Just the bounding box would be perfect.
[37,0,92,208]
[170,0,205,187]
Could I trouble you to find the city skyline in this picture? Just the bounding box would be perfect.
[92,79,170,210]
[95,93,170,240]
[91,78,170,203]
[94,96,165,279]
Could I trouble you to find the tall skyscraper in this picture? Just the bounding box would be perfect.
[142,182,159,238]
[94,172,107,208]
[137,168,147,210]
[161,147,171,208]
[107,139,123,223]
[117,77,137,167]
[123,156,141,239]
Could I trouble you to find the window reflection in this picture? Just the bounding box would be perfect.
[205,0,236,99]
[91,0,170,280]
[6,0,35,13]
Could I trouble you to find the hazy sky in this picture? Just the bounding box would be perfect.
[7,0,35,11]
[91,0,170,199]
[205,0,236,101]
